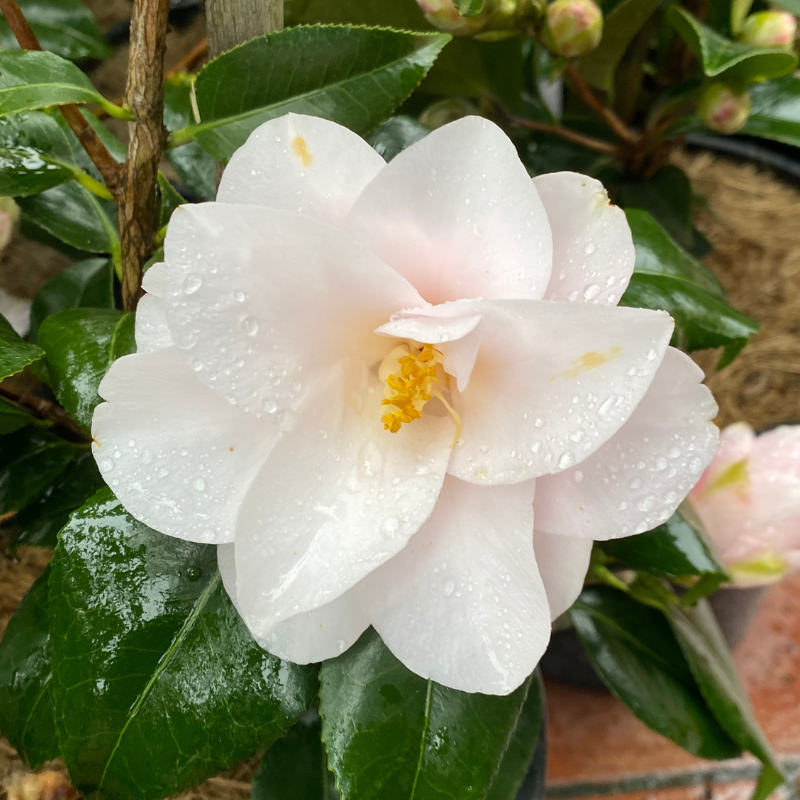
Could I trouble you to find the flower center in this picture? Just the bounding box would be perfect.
[380,343,441,433]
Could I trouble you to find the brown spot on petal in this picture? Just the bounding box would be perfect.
[291,135,313,167]
[551,346,622,381]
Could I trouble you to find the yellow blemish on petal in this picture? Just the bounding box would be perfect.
[291,135,313,167]
[551,346,622,381]
[700,458,749,499]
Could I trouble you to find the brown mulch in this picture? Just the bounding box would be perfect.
[1,142,799,795]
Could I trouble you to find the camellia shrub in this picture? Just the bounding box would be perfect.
[0,0,794,797]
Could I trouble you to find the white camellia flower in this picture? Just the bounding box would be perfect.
[93,113,719,695]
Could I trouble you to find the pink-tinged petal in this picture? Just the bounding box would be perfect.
[359,476,549,695]
[135,294,173,353]
[535,348,718,539]
[218,544,369,664]
[217,114,386,226]
[163,204,425,420]
[448,299,675,485]
[691,421,754,497]
[534,173,634,305]
[345,116,553,304]
[533,529,592,619]
[233,358,454,639]
[751,425,800,526]
[93,349,277,544]
[141,261,167,297]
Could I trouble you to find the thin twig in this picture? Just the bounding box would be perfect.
[564,63,640,146]
[0,0,123,196]
[164,36,209,79]
[0,386,90,443]
[505,112,620,156]
[118,0,171,311]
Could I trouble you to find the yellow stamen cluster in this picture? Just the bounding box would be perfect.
[381,344,439,433]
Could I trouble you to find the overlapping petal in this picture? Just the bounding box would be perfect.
[134,293,173,353]
[345,116,553,304]
[217,114,386,226]
[533,530,593,620]
[360,476,549,695]
[93,349,277,543]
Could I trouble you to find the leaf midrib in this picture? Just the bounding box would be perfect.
[408,680,433,800]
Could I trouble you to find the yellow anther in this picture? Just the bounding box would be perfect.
[381,344,441,433]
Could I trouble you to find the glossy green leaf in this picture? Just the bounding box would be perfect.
[769,0,800,15]
[0,567,58,768]
[320,627,533,800]
[485,672,545,800]
[454,0,485,16]
[29,258,115,343]
[0,429,75,515]
[741,76,800,148]
[11,451,103,549]
[601,512,726,580]
[0,50,113,117]
[163,75,216,201]
[666,600,785,797]
[368,115,430,161]
[285,0,428,29]
[38,309,135,433]
[667,6,798,80]
[49,488,318,800]
[579,0,663,94]
[571,586,741,760]
[185,25,450,162]
[0,312,43,379]
[252,713,339,800]
[0,396,37,434]
[157,173,185,228]
[621,210,758,366]
[0,0,110,60]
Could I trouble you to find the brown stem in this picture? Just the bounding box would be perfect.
[164,37,209,79]
[0,386,90,444]
[564,63,640,146]
[0,0,122,196]
[206,0,283,58]
[505,113,620,156]
[118,0,170,311]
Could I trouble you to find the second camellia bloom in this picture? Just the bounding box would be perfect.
[92,113,718,695]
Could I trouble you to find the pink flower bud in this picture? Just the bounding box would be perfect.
[697,83,751,135]
[416,0,490,35]
[543,0,603,57]
[739,10,796,50]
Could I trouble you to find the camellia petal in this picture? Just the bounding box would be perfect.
[360,476,550,695]
[93,349,278,544]
[533,529,593,620]
[534,348,718,539]
[163,204,425,420]
[233,358,454,639]
[218,544,369,664]
[141,261,167,297]
[448,299,675,485]
[134,294,173,354]
[534,172,634,305]
[345,116,553,304]
[217,114,387,226]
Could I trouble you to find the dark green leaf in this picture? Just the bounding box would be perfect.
[769,0,800,14]
[0,396,37,434]
[485,672,545,800]
[571,586,741,760]
[157,173,185,228]
[11,451,103,549]
[579,0,663,94]
[0,312,44,379]
[368,115,430,161]
[453,0,485,16]
[0,50,113,117]
[0,0,110,60]
[0,429,75,515]
[601,512,726,580]
[0,566,58,768]
[741,76,800,148]
[285,0,428,29]
[320,627,532,800]
[29,258,115,343]
[49,488,318,800]
[252,713,339,800]
[667,6,798,80]
[666,599,785,795]
[38,309,135,433]
[186,25,450,162]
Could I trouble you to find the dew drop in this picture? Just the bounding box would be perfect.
[183,275,202,295]
[559,452,575,469]
[263,399,277,414]
[239,316,259,336]
[382,517,400,539]
[583,283,601,300]
[573,470,584,483]
[194,478,206,492]
[584,242,596,255]
[444,579,455,597]
[234,290,247,302]
[99,458,114,472]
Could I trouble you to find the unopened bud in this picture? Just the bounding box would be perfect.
[420,98,479,128]
[416,0,491,35]
[739,10,796,50]
[697,83,751,134]
[543,0,603,57]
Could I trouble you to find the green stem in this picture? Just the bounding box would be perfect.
[72,168,115,200]
[98,99,135,121]
[167,126,195,148]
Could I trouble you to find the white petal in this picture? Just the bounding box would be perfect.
[448,300,675,485]
[533,529,592,620]
[142,261,167,298]
[135,294,173,353]
[345,116,553,304]
[233,358,454,638]
[533,173,634,305]
[360,476,549,695]
[218,544,369,664]
[217,114,386,226]
[534,348,718,540]
[163,204,425,420]
[93,349,277,544]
